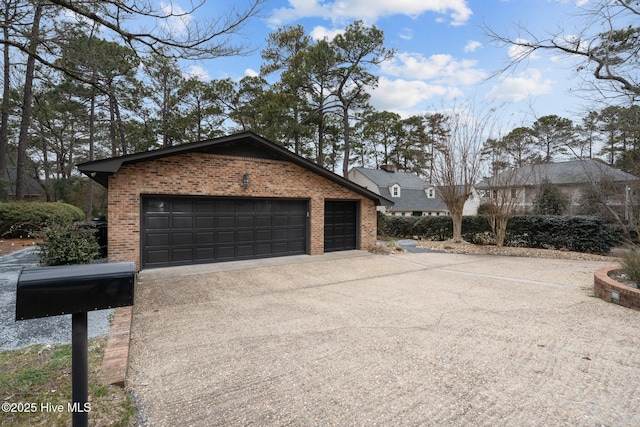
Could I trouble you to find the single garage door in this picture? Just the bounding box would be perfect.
[141,196,308,268]
[324,201,358,252]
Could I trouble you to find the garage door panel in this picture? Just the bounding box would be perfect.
[196,232,214,244]
[217,216,235,228]
[142,197,308,268]
[290,227,305,239]
[255,229,272,241]
[195,216,214,227]
[172,248,193,262]
[237,245,254,257]
[272,229,288,241]
[237,230,254,242]
[256,216,271,226]
[273,215,289,226]
[195,248,214,260]
[172,200,193,213]
[237,216,254,227]
[172,233,193,245]
[255,243,272,255]
[216,246,235,259]
[146,250,169,265]
[147,233,170,246]
[172,217,193,229]
[217,230,235,243]
[147,216,170,229]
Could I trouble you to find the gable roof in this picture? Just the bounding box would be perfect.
[352,167,431,189]
[477,159,638,189]
[352,167,447,211]
[76,131,393,206]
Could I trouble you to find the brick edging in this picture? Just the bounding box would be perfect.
[101,306,133,387]
[594,266,640,311]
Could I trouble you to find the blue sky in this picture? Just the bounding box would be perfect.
[177,0,594,129]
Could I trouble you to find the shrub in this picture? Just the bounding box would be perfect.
[38,223,100,266]
[621,250,640,285]
[505,215,615,254]
[381,213,616,254]
[0,202,85,238]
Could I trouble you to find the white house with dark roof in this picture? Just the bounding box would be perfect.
[349,165,480,217]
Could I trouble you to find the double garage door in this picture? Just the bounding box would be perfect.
[141,196,357,269]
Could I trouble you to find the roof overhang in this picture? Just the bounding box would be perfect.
[76,131,394,206]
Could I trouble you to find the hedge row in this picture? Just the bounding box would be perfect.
[0,202,85,238]
[379,214,616,254]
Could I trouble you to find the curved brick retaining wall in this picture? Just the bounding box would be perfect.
[594,266,640,311]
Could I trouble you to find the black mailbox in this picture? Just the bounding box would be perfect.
[16,262,135,321]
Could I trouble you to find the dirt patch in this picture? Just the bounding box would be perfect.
[0,238,40,256]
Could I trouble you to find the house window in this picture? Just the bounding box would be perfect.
[427,187,435,198]
[511,188,517,199]
[391,184,401,198]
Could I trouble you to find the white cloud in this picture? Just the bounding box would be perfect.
[244,68,259,77]
[310,25,344,41]
[486,69,553,101]
[380,52,487,86]
[369,77,450,112]
[508,38,538,61]
[160,2,192,36]
[183,65,210,81]
[268,0,472,27]
[464,40,482,53]
[398,28,413,41]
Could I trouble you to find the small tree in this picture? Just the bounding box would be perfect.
[482,166,531,246]
[533,179,566,215]
[432,103,495,242]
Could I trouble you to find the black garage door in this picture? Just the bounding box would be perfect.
[324,201,358,252]
[142,196,308,268]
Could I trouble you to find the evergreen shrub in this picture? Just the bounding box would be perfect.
[0,202,84,238]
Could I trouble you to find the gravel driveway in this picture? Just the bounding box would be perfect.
[127,251,639,426]
[0,248,113,351]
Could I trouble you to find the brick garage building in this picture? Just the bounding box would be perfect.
[78,132,391,270]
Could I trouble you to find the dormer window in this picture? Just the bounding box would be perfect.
[426,187,435,198]
[391,184,401,198]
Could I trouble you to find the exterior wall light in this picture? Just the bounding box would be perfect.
[242,172,250,188]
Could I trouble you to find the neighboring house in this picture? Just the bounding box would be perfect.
[78,131,392,270]
[476,159,638,215]
[349,165,471,216]
[1,167,45,201]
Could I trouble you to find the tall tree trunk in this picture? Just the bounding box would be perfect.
[451,209,463,243]
[40,138,52,201]
[15,3,43,200]
[341,103,350,177]
[109,94,117,156]
[0,0,12,180]
[87,92,96,219]
[114,95,127,155]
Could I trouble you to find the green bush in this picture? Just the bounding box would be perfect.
[621,250,640,285]
[38,223,100,266]
[505,215,615,254]
[381,214,616,254]
[0,202,85,238]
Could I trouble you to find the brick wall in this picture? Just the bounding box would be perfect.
[108,152,377,269]
[594,266,640,311]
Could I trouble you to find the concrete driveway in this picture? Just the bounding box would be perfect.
[127,251,640,426]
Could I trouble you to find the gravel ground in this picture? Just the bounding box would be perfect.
[0,248,113,351]
[416,239,621,262]
[127,251,639,426]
